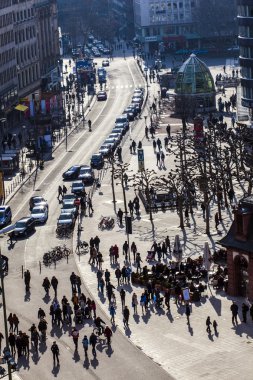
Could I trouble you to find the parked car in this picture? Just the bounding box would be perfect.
[97,91,107,101]
[13,217,36,237]
[132,96,143,105]
[90,153,104,169]
[62,165,81,180]
[115,115,129,128]
[71,181,85,195]
[99,144,113,157]
[30,206,48,223]
[114,121,128,133]
[78,165,95,184]
[57,213,75,228]
[0,205,12,227]
[61,203,78,217]
[62,194,78,206]
[29,196,48,211]
[123,108,135,121]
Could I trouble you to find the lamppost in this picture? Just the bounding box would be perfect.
[144,115,147,127]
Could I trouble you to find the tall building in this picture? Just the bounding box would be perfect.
[0,0,18,125]
[238,0,253,111]
[133,0,197,53]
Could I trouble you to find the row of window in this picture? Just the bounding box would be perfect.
[240,46,253,59]
[0,0,12,10]
[18,63,39,90]
[151,12,191,23]
[239,25,253,38]
[241,66,253,80]
[0,12,12,28]
[0,47,15,66]
[242,85,253,100]
[0,30,14,47]
[238,5,253,17]
[143,23,193,36]
[0,66,16,87]
[13,7,34,23]
[14,25,36,44]
[16,42,37,65]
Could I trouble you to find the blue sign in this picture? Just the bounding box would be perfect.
[138,149,144,162]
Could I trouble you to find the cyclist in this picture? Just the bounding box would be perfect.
[104,325,112,345]
[94,316,105,335]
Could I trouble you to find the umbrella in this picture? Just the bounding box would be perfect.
[173,235,182,261]
[203,242,211,271]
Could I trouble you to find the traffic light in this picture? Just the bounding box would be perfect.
[125,216,132,234]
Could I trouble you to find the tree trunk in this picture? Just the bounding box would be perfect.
[178,196,184,229]
[204,192,210,235]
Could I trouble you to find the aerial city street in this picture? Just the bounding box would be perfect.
[0,0,253,379]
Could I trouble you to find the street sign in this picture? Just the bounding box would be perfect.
[144,67,148,72]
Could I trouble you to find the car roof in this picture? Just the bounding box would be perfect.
[0,206,9,210]
[31,196,45,201]
[72,181,84,185]
[32,205,46,210]
[18,216,33,222]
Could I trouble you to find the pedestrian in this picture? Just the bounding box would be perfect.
[166,124,171,138]
[8,333,16,356]
[136,252,142,273]
[156,151,160,166]
[223,65,226,73]
[128,200,134,216]
[157,138,161,150]
[70,272,77,293]
[8,313,14,332]
[71,328,79,350]
[165,235,171,254]
[58,185,63,199]
[145,126,149,139]
[115,267,122,286]
[230,301,238,324]
[88,197,94,214]
[51,341,60,366]
[38,307,46,319]
[123,241,129,261]
[132,293,138,314]
[110,304,116,324]
[185,303,191,325]
[242,302,249,323]
[164,136,169,150]
[62,185,67,195]
[105,269,111,285]
[82,335,89,357]
[91,300,96,318]
[76,275,82,293]
[117,208,123,225]
[24,269,31,292]
[161,151,165,167]
[94,235,100,251]
[206,316,212,333]
[13,314,19,334]
[89,332,97,355]
[31,328,39,352]
[132,140,136,154]
[42,277,51,296]
[152,139,156,152]
[51,276,58,296]
[123,306,130,328]
[131,241,137,262]
[120,288,126,310]
[138,141,142,149]
[213,320,218,335]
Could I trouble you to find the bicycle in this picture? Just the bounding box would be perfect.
[76,240,89,255]
[98,216,115,230]
[93,326,104,337]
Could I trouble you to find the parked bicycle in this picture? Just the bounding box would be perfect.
[43,245,71,266]
[98,216,115,230]
[75,240,89,255]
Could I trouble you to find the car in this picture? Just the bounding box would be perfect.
[90,153,104,169]
[130,101,141,113]
[133,89,144,97]
[115,115,129,128]
[102,59,109,67]
[93,50,101,57]
[114,122,128,134]
[62,194,78,206]
[29,196,48,211]
[123,108,135,121]
[13,217,36,237]
[71,181,85,195]
[61,203,78,217]
[128,104,139,117]
[31,205,48,223]
[99,144,113,157]
[108,133,122,144]
[62,165,81,180]
[78,165,94,184]
[97,91,107,101]
[111,127,124,137]
[103,48,110,54]
[0,206,12,227]
[132,96,143,105]
[104,138,118,148]
[57,213,75,228]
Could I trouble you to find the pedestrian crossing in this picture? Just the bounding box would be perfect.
[108,84,144,90]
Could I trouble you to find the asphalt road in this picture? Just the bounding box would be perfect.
[0,56,171,379]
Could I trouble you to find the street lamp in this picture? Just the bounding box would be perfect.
[144,115,147,126]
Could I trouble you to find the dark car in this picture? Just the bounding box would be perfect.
[90,153,104,169]
[29,196,48,211]
[13,217,36,237]
[123,108,135,121]
[62,165,81,180]
[78,165,95,184]
[61,203,78,217]
[97,91,107,101]
[0,206,12,227]
[71,181,85,195]
[57,213,75,228]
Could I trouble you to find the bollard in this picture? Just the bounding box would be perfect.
[39,261,41,274]
[22,265,23,278]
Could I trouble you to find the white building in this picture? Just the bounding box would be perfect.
[133,0,198,53]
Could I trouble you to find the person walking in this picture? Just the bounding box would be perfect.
[51,341,60,366]
[82,335,89,357]
[42,277,51,296]
[161,151,165,167]
[117,208,123,225]
[88,197,94,214]
[57,185,63,199]
[166,124,171,138]
[123,241,129,261]
[123,306,130,328]
[132,293,138,314]
[185,303,191,325]
[242,302,249,323]
[136,252,142,273]
[206,316,212,333]
[89,332,97,355]
[7,313,14,332]
[71,328,79,350]
[213,320,218,335]
[13,314,19,334]
[230,301,238,324]
[8,333,16,356]
[51,276,58,296]
[62,185,67,196]
[120,288,126,310]
[156,151,160,166]
[110,304,116,324]
[24,269,31,292]
[115,267,122,286]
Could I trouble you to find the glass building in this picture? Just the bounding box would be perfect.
[174,54,216,116]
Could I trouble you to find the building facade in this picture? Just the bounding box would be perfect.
[133,0,198,53]
[0,0,18,126]
[238,0,253,111]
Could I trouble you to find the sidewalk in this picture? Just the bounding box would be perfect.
[73,62,253,380]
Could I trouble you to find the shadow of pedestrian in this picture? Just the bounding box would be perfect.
[24,290,31,302]
[98,293,106,303]
[105,345,114,357]
[90,355,99,369]
[124,326,131,337]
[207,331,214,341]
[38,340,47,354]
[72,350,80,362]
[43,294,51,304]
[166,311,174,323]
[141,310,151,324]
[31,350,40,364]
[8,241,16,250]
[188,324,194,336]
[51,364,60,376]
[133,314,140,324]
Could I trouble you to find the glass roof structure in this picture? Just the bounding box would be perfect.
[175,54,215,95]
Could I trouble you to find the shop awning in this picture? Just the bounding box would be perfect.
[15,104,28,112]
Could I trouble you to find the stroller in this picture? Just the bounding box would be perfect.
[146,250,155,262]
